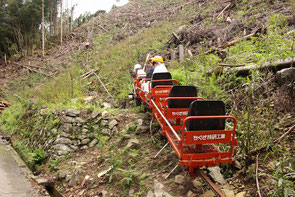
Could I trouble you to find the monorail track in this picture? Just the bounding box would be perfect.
[195,169,225,197]
[132,67,238,196]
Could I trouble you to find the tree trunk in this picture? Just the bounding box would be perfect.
[70,0,73,32]
[42,0,45,57]
[54,0,58,35]
[4,54,7,65]
[66,0,69,33]
[60,0,63,45]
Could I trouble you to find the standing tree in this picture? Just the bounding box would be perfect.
[42,0,45,57]
[60,0,63,45]
[70,0,73,32]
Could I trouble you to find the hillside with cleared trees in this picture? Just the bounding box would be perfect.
[0,0,294,196]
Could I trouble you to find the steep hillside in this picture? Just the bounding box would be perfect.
[0,0,294,196]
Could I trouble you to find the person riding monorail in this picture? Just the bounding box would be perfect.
[146,58,154,78]
[141,56,167,94]
[152,56,167,73]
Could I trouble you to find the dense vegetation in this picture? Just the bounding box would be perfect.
[0,0,56,57]
[0,0,104,59]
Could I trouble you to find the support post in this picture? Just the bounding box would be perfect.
[154,142,169,159]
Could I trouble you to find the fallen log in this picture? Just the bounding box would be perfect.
[231,57,295,75]
[23,66,51,77]
[0,101,11,113]
[0,101,11,106]
[218,64,245,67]
[14,62,50,70]
[210,57,295,76]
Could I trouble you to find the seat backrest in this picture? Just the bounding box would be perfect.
[186,100,225,131]
[167,86,198,108]
[151,72,172,89]
[146,72,152,78]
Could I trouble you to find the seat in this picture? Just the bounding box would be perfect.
[151,72,172,89]
[167,86,198,108]
[186,100,225,131]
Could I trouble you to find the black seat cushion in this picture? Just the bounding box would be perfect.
[151,72,172,89]
[186,100,225,131]
[167,86,198,108]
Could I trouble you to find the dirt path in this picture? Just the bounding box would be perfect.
[0,138,40,197]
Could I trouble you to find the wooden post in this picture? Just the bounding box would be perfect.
[170,50,176,60]
[179,45,184,62]
[217,38,222,47]
[188,49,193,57]
[4,54,7,65]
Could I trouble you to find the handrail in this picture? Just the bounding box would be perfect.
[151,99,181,142]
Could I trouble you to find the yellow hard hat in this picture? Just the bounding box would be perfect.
[153,56,163,63]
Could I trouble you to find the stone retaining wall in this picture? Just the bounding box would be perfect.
[37,108,119,159]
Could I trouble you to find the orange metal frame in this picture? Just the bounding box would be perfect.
[133,74,238,177]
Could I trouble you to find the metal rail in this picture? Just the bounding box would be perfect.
[195,168,225,197]
[151,99,181,141]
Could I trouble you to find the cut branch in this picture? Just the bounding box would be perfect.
[274,124,295,143]
[20,65,51,77]
[256,154,262,197]
[218,31,257,49]
[249,124,295,155]
[216,3,232,19]
[206,28,261,54]
[172,32,180,41]
[93,72,113,98]
[98,25,110,34]
[80,69,95,78]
